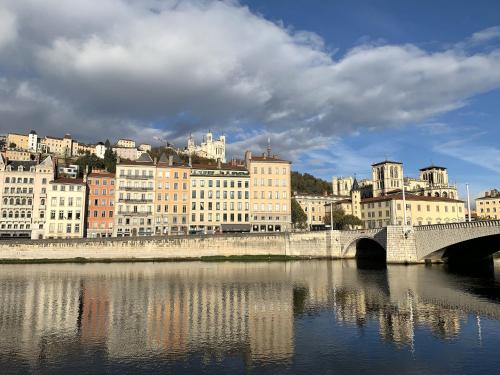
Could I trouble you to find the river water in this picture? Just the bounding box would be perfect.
[0,260,499,374]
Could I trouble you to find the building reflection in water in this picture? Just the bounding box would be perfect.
[0,260,498,369]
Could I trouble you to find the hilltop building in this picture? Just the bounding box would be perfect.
[185,131,226,162]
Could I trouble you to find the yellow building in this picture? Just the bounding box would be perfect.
[190,161,250,234]
[44,178,86,238]
[6,133,29,150]
[294,194,347,229]
[4,149,32,161]
[154,154,190,235]
[246,150,291,232]
[360,193,465,229]
[41,134,75,157]
[116,139,136,148]
[476,189,500,220]
[113,153,156,236]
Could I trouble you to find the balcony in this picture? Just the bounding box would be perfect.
[118,198,153,203]
[117,211,152,217]
[120,186,154,191]
[118,175,152,180]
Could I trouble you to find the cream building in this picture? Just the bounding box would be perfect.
[294,194,347,230]
[139,143,152,152]
[154,154,190,235]
[0,155,55,239]
[114,153,156,237]
[116,139,136,148]
[246,150,291,232]
[190,161,250,234]
[44,178,86,238]
[476,189,500,220]
[186,131,226,162]
[41,134,75,157]
[112,146,140,161]
[4,149,32,161]
[360,193,465,228]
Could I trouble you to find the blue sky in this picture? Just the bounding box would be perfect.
[240,0,500,198]
[0,0,499,198]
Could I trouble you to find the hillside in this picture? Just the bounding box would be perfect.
[291,171,332,195]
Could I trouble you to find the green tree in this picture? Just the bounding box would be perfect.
[291,198,308,229]
[9,142,16,149]
[323,207,363,230]
[75,152,105,176]
[103,140,117,173]
[291,171,332,194]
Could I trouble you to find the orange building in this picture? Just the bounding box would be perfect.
[86,170,115,238]
[154,154,190,235]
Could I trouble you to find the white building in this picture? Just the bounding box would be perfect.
[95,142,107,159]
[185,131,226,162]
[28,130,39,152]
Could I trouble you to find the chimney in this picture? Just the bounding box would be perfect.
[168,155,173,166]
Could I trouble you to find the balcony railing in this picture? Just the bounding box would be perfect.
[117,211,152,217]
[118,175,153,180]
[120,186,154,191]
[118,198,153,203]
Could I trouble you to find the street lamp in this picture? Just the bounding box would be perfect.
[330,202,334,231]
[466,183,471,223]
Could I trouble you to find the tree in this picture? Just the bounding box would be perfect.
[9,142,16,149]
[323,207,363,230]
[291,171,332,194]
[292,198,308,229]
[103,146,117,173]
[75,152,105,176]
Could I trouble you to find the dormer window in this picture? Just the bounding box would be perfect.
[18,166,24,172]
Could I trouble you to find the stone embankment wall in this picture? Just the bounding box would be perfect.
[0,232,344,261]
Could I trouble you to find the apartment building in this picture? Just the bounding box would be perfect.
[246,151,292,232]
[294,194,346,230]
[476,189,500,220]
[31,156,56,239]
[360,193,465,229]
[44,178,86,238]
[113,153,156,237]
[41,134,75,157]
[154,154,190,235]
[6,133,29,150]
[4,149,32,161]
[86,170,115,238]
[190,161,250,234]
[116,139,136,148]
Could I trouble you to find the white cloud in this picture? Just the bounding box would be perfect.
[0,0,500,158]
[470,26,500,44]
[435,139,500,174]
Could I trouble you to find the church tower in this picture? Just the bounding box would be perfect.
[372,160,403,197]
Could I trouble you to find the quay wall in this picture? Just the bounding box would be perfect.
[0,231,344,261]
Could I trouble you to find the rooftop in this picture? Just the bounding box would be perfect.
[420,165,447,171]
[51,178,85,185]
[361,193,463,204]
[371,160,402,167]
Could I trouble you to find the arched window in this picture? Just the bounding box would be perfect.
[21,198,26,205]
[28,199,32,205]
[15,198,20,205]
[434,192,440,197]
[1,211,6,218]
[442,192,448,198]
[8,211,13,218]
[20,211,25,218]
[3,198,7,205]
[14,211,19,218]
[5,177,9,183]
[9,198,14,205]
[450,192,454,199]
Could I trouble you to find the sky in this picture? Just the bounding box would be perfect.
[0,0,499,198]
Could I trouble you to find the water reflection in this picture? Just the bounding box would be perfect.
[0,260,499,373]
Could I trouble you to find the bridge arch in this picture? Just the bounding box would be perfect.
[415,221,500,263]
[343,236,386,260]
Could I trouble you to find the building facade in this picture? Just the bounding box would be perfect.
[476,189,500,220]
[190,162,250,234]
[294,194,347,230]
[113,153,156,237]
[246,151,291,233]
[6,133,29,150]
[41,134,75,157]
[186,131,226,162]
[86,170,115,238]
[154,154,190,235]
[44,178,86,238]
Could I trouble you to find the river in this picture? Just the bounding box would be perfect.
[0,260,499,374]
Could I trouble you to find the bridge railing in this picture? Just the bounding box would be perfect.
[413,220,500,231]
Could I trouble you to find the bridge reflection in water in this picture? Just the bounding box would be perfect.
[0,260,499,372]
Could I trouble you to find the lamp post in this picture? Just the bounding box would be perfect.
[330,202,334,231]
[466,183,471,223]
[402,168,407,226]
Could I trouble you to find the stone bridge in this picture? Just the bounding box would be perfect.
[337,220,500,263]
